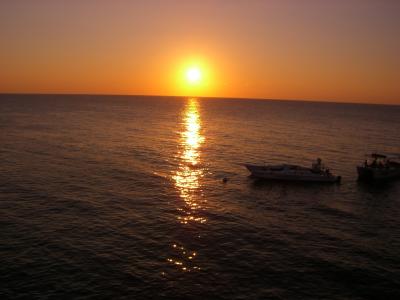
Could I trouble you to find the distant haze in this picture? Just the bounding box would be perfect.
[0,0,399,104]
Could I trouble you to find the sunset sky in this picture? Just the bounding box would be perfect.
[1,0,399,104]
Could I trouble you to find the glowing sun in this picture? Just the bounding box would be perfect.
[186,68,201,84]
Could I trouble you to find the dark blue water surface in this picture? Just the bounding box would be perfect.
[1,94,400,299]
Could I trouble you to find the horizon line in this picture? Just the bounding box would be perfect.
[0,92,399,107]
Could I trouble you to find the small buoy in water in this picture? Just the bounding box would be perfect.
[222,177,228,183]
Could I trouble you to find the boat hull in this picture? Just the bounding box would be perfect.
[357,166,400,181]
[245,164,341,183]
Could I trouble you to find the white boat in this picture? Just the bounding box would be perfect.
[245,158,341,183]
[357,153,400,181]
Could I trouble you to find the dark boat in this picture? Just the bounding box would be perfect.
[357,153,400,181]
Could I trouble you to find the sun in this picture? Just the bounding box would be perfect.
[186,68,201,84]
[174,59,214,96]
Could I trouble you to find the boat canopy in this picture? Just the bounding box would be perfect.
[367,153,400,159]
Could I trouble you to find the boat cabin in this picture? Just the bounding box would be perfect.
[363,153,400,169]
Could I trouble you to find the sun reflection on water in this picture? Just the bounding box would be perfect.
[167,98,206,273]
[173,98,206,225]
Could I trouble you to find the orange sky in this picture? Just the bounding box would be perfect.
[0,0,399,104]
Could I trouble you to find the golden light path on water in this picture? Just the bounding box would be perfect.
[168,98,206,273]
[174,98,206,224]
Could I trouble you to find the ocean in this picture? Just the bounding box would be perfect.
[1,94,399,299]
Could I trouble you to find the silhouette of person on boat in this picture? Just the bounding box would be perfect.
[312,158,324,173]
